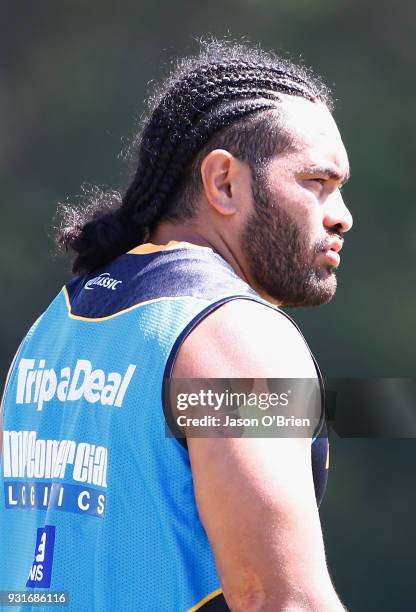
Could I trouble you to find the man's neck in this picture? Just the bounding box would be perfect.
[149,222,280,306]
[150,223,248,282]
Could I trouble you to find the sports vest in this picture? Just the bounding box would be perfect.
[0,241,329,611]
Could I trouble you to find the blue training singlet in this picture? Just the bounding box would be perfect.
[0,241,329,611]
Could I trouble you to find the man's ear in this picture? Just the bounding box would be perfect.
[200,149,243,216]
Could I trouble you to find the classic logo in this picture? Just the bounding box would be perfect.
[84,272,122,291]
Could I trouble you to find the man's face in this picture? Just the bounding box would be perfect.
[243,98,352,307]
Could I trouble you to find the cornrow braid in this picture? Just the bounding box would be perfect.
[57,39,333,274]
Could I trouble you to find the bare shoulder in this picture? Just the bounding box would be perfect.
[173,298,317,379]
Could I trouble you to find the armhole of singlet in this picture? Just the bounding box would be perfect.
[162,295,325,450]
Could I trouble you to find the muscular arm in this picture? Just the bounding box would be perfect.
[172,300,345,611]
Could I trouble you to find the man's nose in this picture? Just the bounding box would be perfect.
[323,191,353,234]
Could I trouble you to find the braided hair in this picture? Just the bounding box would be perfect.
[58,40,333,274]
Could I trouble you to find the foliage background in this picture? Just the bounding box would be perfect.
[1,2,415,609]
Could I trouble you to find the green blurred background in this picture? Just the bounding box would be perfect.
[1,1,415,609]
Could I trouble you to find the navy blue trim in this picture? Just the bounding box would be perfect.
[197,592,229,610]
[65,248,255,319]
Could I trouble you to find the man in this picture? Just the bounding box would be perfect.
[0,40,352,610]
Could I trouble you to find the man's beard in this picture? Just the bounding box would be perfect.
[243,173,339,307]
